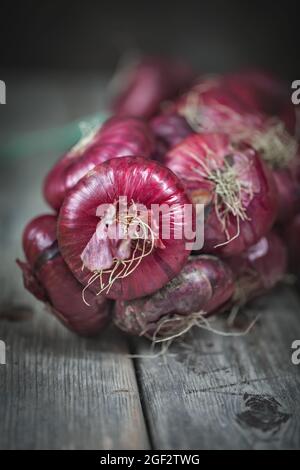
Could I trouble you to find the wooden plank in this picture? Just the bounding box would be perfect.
[0,320,149,450]
[133,286,300,450]
[0,134,149,449]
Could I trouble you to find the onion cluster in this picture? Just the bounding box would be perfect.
[18,58,298,340]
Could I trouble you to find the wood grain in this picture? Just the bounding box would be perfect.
[133,287,300,450]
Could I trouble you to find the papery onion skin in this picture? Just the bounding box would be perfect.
[44,117,155,210]
[227,231,287,304]
[58,156,194,300]
[112,56,194,118]
[17,214,110,336]
[165,133,278,256]
[113,255,234,338]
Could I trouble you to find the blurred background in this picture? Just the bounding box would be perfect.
[0,0,299,149]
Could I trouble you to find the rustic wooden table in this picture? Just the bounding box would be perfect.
[0,76,300,450]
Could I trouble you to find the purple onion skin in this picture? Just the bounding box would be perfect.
[113,255,234,338]
[44,117,155,211]
[58,157,194,301]
[112,57,194,119]
[227,231,287,304]
[17,214,110,336]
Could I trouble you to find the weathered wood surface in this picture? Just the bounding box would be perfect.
[133,289,300,449]
[1,77,300,450]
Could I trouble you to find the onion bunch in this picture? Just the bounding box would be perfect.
[18,59,295,339]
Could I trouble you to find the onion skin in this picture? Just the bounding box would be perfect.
[228,231,287,304]
[113,255,234,338]
[44,117,154,210]
[58,156,194,300]
[17,214,110,336]
[113,57,194,118]
[165,133,278,256]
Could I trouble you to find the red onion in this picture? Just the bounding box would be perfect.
[175,76,261,133]
[228,231,287,304]
[44,117,154,210]
[112,56,194,118]
[114,255,234,339]
[17,214,110,336]
[57,157,194,301]
[165,133,278,256]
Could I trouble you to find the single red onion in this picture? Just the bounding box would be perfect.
[165,133,278,256]
[112,56,194,118]
[44,117,154,210]
[285,214,300,279]
[228,231,287,304]
[113,255,234,339]
[175,76,261,133]
[58,157,194,301]
[17,214,110,336]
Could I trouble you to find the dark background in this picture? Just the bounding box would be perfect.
[0,0,299,78]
